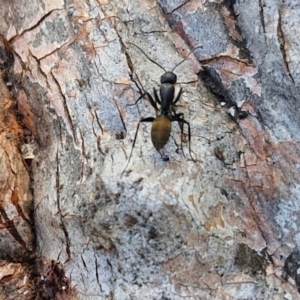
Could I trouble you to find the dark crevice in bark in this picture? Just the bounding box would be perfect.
[277,7,294,84]
[55,152,71,263]
[51,70,78,145]
[258,0,266,34]
[8,9,63,43]
[0,205,31,254]
[282,249,300,294]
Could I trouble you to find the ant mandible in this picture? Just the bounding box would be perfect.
[124,42,201,170]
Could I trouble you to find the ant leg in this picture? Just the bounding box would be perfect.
[153,88,161,105]
[170,88,183,118]
[173,112,185,143]
[122,117,155,174]
[171,114,196,162]
[128,92,158,112]
[173,87,183,105]
[179,119,196,162]
[127,93,147,106]
[146,91,159,111]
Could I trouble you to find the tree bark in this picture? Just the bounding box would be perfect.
[0,0,300,299]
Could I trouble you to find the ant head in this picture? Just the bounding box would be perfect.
[160,72,177,84]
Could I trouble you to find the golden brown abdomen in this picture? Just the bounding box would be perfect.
[151,115,171,151]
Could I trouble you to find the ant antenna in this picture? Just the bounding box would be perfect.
[127,42,166,73]
[171,45,202,73]
[128,42,202,73]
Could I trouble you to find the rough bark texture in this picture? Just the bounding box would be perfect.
[0,0,300,299]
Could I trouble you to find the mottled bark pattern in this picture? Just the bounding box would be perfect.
[0,0,299,299]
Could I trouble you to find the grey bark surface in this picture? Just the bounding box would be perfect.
[0,0,300,299]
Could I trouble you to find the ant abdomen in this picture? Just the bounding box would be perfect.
[151,116,172,151]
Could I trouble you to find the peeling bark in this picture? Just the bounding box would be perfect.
[0,0,300,299]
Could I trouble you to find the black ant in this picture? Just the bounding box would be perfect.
[124,42,201,171]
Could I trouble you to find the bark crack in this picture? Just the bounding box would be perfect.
[89,109,100,138]
[0,204,31,252]
[33,40,73,62]
[81,253,87,269]
[78,129,86,186]
[29,50,50,89]
[258,0,266,34]
[9,9,63,43]
[78,129,86,159]
[167,0,192,15]
[94,254,103,292]
[10,186,31,225]
[113,98,127,133]
[92,106,105,155]
[55,152,71,262]
[240,166,269,248]
[93,108,104,135]
[277,7,294,84]
[97,136,105,155]
[51,70,78,144]
[117,34,145,106]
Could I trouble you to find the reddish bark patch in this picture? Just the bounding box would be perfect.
[224,116,300,253]
[0,262,35,299]
[221,7,243,42]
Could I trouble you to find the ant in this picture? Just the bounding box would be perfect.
[124,42,201,171]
